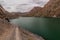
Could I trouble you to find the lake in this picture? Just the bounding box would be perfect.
[11,17,60,40]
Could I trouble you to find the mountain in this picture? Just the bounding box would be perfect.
[25,0,60,17]
[0,5,26,20]
[1,0,60,17]
[24,7,43,17]
[42,0,60,17]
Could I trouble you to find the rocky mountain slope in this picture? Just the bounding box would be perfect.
[23,0,60,17]
[42,0,60,17]
[1,0,60,17]
[25,7,43,17]
[0,5,26,20]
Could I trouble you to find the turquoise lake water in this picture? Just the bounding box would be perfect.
[11,17,60,40]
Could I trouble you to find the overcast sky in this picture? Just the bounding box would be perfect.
[0,0,49,13]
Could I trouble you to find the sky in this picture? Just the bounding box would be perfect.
[0,0,49,13]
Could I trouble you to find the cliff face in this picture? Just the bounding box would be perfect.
[42,0,60,17]
[0,5,7,19]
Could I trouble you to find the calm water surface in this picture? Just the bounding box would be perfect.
[11,17,60,40]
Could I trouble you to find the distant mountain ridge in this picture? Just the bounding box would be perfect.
[24,7,43,17]
[1,0,60,17]
[23,0,60,17]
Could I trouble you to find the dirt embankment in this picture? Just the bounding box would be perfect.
[0,18,44,40]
